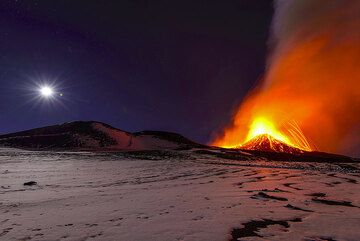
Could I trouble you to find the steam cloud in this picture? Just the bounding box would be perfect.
[213,0,360,156]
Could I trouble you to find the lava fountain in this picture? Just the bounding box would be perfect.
[212,0,360,155]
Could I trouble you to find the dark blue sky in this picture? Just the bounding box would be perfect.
[0,1,273,144]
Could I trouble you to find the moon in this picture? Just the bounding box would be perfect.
[39,86,54,97]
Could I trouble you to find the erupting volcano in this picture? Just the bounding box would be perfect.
[221,117,313,154]
[241,134,304,154]
[212,1,360,156]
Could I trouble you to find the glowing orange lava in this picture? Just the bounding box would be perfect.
[211,1,360,155]
[245,117,290,145]
[216,116,312,151]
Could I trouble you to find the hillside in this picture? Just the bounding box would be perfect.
[0,121,202,151]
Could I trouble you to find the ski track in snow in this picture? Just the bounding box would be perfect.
[0,148,359,241]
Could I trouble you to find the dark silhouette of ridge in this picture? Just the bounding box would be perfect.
[0,121,203,150]
[0,121,356,163]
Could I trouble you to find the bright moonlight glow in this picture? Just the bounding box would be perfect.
[40,86,54,97]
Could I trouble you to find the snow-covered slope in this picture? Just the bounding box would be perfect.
[0,149,359,241]
[0,121,202,151]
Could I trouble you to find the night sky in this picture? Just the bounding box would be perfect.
[0,1,273,144]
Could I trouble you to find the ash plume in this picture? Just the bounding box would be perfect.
[213,0,360,156]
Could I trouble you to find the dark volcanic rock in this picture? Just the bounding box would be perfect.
[312,198,357,207]
[229,217,302,240]
[0,121,116,149]
[23,181,37,186]
[284,204,313,212]
[251,191,288,201]
[307,192,327,197]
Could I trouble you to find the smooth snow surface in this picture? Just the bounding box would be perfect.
[0,148,359,241]
[92,123,181,150]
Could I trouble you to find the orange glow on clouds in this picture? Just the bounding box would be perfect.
[212,1,360,155]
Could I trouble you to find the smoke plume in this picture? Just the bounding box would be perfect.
[213,0,360,156]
